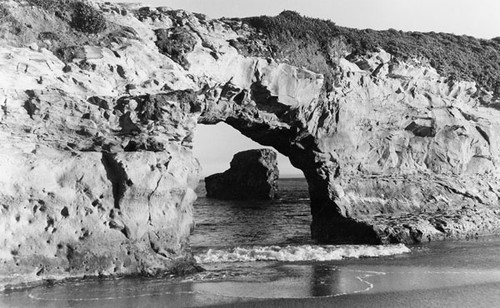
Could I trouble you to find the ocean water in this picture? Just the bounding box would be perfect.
[191,178,313,249]
[191,178,410,263]
[3,178,500,307]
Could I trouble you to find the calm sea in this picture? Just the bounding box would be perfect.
[2,178,500,307]
[191,178,313,250]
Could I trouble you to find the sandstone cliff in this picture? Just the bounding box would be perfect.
[205,149,279,200]
[1,0,500,287]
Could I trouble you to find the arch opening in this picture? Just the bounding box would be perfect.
[192,114,380,245]
[191,122,312,248]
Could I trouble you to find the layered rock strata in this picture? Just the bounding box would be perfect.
[205,149,279,200]
[1,0,500,287]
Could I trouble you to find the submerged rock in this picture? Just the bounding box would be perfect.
[205,149,279,200]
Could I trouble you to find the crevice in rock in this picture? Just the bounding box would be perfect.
[101,153,133,209]
[459,109,479,122]
[405,121,436,137]
[120,226,131,239]
[118,112,141,135]
[436,181,484,204]
[250,82,291,117]
[23,90,39,119]
[147,175,164,226]
[87,96,110,109]
[1,98,7,118]
[475,126,490,146]
[116,65,126,79]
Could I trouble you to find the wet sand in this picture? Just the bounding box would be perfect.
[2,266,500,308]
[207,282,500,308]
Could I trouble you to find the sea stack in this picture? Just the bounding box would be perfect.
[205,149,279,200]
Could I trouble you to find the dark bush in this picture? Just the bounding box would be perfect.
[0,4,9,19]
[0,3,23,36]
[237,11,343,91]
[38,32,59,41]
[70,2,106,33]
[27,0,73,11]
[27,0,106,33]
[337,27,500,94]
[155,27,197,69]
[26,0,75,21]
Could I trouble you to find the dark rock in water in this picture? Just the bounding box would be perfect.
[205,149,279,200]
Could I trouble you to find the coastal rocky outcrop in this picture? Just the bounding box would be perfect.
[2,0,500,287]
[205,149,279,200]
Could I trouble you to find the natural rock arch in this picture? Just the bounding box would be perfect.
[196,66,380,244]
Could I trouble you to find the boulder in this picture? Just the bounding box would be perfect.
[205,149,279,200]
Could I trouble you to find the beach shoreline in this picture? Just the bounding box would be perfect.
[2,238,500,307]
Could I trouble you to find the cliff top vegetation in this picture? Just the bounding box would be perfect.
[235,11,500,94]
[25,0,106,33]
[2,1,499,94]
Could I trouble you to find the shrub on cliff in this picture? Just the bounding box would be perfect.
[26,0,74,20]
[0,3,15,25]
[0,3,24,37]
[154,27,197,69]
[26,0,72,11]
[338,28,500,94]
[240,11,342,91]
[70,1,106,33]
[239,11,500,94]
[27,0,106,33]
[0,3,9,18]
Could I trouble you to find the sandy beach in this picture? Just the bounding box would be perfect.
[2,239,500,307]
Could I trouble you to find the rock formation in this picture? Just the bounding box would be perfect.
[205,149,279,200]
[2,0,500,287]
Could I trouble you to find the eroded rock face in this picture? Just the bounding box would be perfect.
[0,1,201,288]
[2,0,500,287]
[205,149,279,200]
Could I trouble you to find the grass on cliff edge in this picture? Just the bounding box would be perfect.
[236,11,500,95]
[0,0,139,64]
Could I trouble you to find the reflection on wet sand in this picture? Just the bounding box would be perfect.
[2,265,500,307]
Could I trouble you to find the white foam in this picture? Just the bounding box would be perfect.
[194,244,410,264]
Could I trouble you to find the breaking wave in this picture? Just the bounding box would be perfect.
[194,244,410,264]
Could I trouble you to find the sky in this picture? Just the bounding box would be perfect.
[108,0,500,177]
